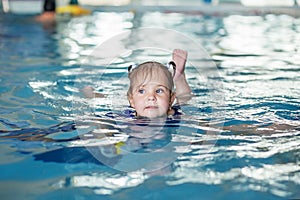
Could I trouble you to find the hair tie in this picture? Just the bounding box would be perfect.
[128,63,138,73]
[128,61,176,76]
[166,61,176,77]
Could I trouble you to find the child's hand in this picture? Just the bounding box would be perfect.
[172,49,192,103]
[172,49,188,81]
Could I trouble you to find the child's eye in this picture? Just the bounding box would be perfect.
[138,89,145,94]
[156,88,164,94]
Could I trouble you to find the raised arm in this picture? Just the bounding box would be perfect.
[172,49,193,104]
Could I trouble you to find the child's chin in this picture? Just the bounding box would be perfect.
[143,113,167,119]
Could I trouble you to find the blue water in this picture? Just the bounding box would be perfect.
[0,11,300,199]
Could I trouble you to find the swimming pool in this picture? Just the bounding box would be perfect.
[0,7,300,199]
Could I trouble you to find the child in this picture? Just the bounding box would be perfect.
[82,49,192,119]
[35,0,56,23]
[127,49,192,119]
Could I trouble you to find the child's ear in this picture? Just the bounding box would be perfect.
[170,92,176,105]
[128,95,135,108]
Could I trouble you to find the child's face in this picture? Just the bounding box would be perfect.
[128,76,175,118]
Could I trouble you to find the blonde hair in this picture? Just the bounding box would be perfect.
[127,61,174,97]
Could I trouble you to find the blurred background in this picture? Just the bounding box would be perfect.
[1,0,299,15]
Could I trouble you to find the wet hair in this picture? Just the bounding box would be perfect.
[43,0,56,12]
[127,61,174,97]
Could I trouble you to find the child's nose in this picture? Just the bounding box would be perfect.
[147,92,156,101]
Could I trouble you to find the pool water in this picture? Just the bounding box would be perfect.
[0,10,300,199]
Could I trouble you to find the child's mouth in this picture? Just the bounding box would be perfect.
[145,106,158,110]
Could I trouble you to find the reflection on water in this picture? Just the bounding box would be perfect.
[0,11,299,199]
